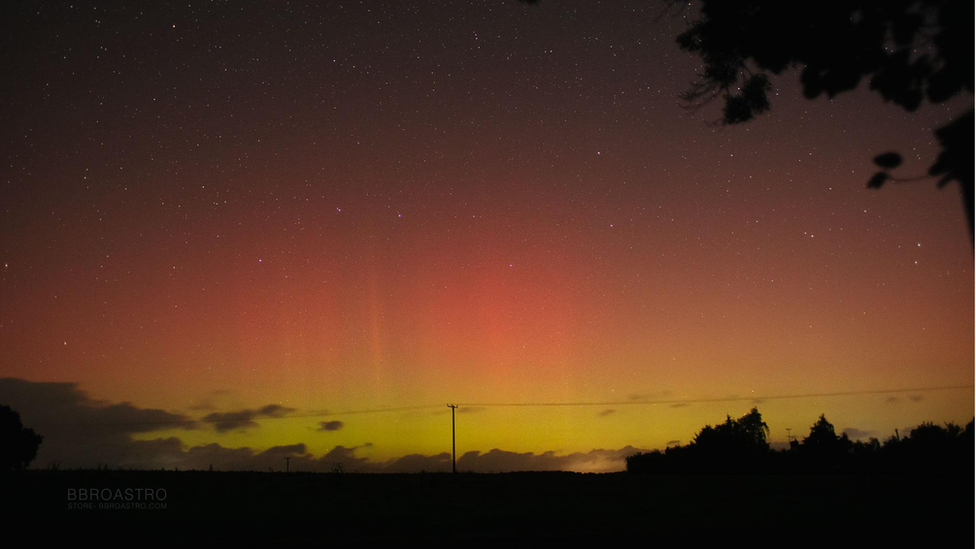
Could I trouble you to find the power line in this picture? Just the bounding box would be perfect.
[23,384,972,428]
[456,384,973,408]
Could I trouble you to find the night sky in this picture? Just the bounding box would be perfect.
[1,1,972,472]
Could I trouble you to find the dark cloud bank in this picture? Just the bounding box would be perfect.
[0,378,645,472]
[202,404,296,433]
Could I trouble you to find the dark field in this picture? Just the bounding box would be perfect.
[3,470,972,544]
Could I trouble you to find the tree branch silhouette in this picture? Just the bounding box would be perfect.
[519,0,974,244]
[669,0,973,244]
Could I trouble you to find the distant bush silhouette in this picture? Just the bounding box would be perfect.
[0,404,43,472]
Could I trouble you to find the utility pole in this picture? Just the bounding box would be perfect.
[284,456,290,473]
[787,427,800,450]
[447,404,458,473]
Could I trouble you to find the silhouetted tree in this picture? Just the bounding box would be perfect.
[802,414,839,448]
[694,407,770,451]
[798,414,857,470]
[625,450,664,473]
[688,407,771,470]
[670,0,974,241]
[896,421,970,469]
[850,437,882,458]
[0,404,43,472]
[520,0,973,241]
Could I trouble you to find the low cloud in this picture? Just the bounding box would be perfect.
[842,428,874,440]
[383,453,452,473]
[0,378,651,473]
[456,446,648,473]
[0,378,194,469]
[598,409,616,417]
[188,390,233,411]
[628,390,673,402]
[261,443,307,456]
[318,420,344,432]
[883,395,923,405]
[202,404,297,433]
[183,443,312,472]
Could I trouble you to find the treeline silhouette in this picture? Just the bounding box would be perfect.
[626,408,974,474]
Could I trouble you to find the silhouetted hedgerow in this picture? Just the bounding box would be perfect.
[626,411,974,474]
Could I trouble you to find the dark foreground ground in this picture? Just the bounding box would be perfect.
[3,470,972,544]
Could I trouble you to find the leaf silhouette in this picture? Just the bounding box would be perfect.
[867,172,889,189]
[873,152,903,169]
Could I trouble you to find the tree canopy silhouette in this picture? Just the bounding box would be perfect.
[803,414,839,448]
[627,410,974,473]
[519,0,973,241]
[797,414,856,469]
[693,406,770,454]
[669,0,974,241]
[687,407,772,470]
[626,407,772,472]
[0,404,43,472]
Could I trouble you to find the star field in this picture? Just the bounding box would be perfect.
[0,0,971,466]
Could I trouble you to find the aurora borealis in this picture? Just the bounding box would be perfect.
[0,0,972,472]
